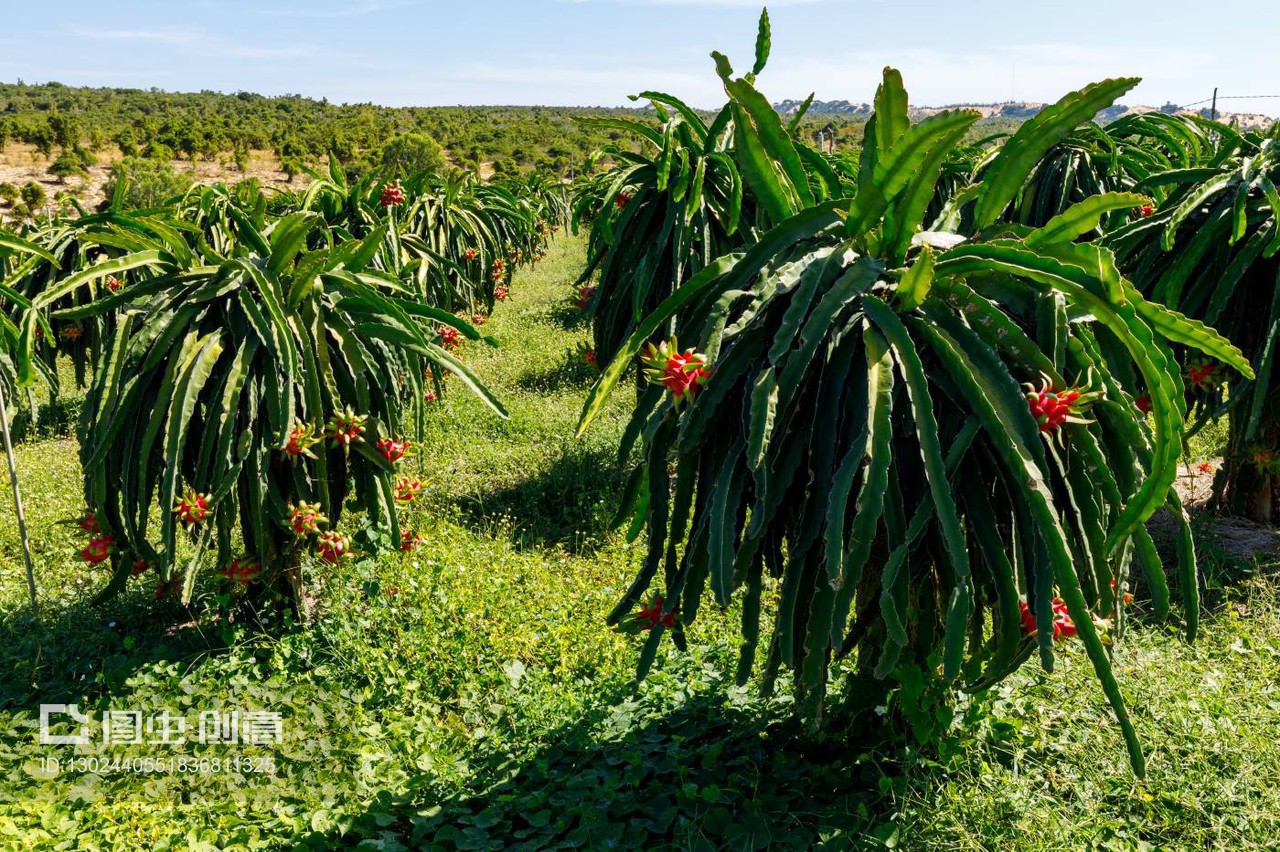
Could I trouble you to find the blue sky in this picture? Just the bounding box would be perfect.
[2,1,1277,115]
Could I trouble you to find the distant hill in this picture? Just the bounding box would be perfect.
[774,98,1274,128]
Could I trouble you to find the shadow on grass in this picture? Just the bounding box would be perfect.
[0,587,261,712]
[544,301,592,332]
[6,395,83,443]
[304,672,900,850]
[513,345,599,396]
[454,442,629,553]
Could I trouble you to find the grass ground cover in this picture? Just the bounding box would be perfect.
[0,234,1278,850]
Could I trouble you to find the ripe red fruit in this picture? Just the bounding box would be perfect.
[438,325,462,350]
[636,595,676,630]
[174,487,212,525]
[494,285,509,302]
[1024,378,1100,434]
[131,558,151,577]
[400,529,423,552]
[1197,461,1214,474]
[394,477,424,503]
[380,183,405,207]
[1135,394,1152,414]
[575,285,597,309]
[77,511,101,535]
[1110,578,1134,605]
[641,339,709,405]
[1018,598,1077,640]
[615,192,632,209]
[424,390,439,403]
[81,536,114,565]
[289,502,327,535]
[1136,204,1154,218]
[1185,360,1221,390]
[316,531,351,564]
[463,248,478,262]
[219,555,261,583]
[106,277,124,292]
[472,313,487,326]
[585,349,597,367]
[325,409,367,447]
[283,423,321,459]
[376,437,410,463]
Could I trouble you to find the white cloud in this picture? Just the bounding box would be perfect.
[71,26,322,60]
[77,27,200,45]
[254,1,424,19]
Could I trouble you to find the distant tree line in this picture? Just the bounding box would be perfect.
[0,80,652,179]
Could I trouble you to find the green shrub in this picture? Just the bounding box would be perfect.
[101,157,194,209]
[379,132,445,177]
[20,181,46,210]
[47,151,89,183]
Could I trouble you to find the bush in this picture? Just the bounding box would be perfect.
[47,151,89,183]
[379,132,445,177]
[19,181,45,210]
[101,157,194,209]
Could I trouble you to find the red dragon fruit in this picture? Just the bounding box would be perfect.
[438,325,462,351]
[77,511,101,535]
[1018,598,1077,640]
[1024,376,1101,434]
[380,182,405,207]
[174,487,212,526]
[400,529,423,552]
[325,408,367,447]
[376,437,411,464]
[615,192,632,209]
[463,247,478,262]
[219,555,261,583]
[394,477,425,503]
[636,595,676,630]
[1185,359,1221,390]
[575,285,597,309]
[641,338,709,406]
[81,536,114,565]
[283,423,322,460]
[288,501,327,536]
[316,531,351,564]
